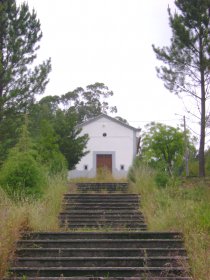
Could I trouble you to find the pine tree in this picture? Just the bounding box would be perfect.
[152,0,210,177]
[0,0,51,161]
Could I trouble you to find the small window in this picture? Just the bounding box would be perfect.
[84,165,88,170]
[120,165,124,170]
[103,132,107,137]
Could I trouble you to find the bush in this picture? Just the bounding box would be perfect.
[128,157,143,183]
[0,152,46,198]
[47,151,67,176]
[188,159,199,177]
[155,172,169,188]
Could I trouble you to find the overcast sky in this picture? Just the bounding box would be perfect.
[17,0,191,131]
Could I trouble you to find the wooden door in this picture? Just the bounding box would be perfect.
[96,154,112,173]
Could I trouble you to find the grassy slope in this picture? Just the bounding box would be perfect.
[0,175,68,278]
[1,168,209,279]
[130,165,210,280]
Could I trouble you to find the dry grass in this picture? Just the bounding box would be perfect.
[0,189,27,277]
[69,168,127,183]
[129,164,210,280]
[0,175,68,278]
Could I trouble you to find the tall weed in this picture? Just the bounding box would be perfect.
[70,168,127,183]
[0,175,68,278]
[129,163,210,280]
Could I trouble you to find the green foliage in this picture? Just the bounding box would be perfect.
[129,158,171,188]
[53,110,89,170]
[0,0,51,162]
[0,116,23,165]
[154,172,169,188]
[188,159,199,177]
[0,174,68,278]
[141,122,187,176]
[204,148,210,176]
[115,116,129,124]
[129,163,210,279]
[0,153,45,198]
[28,82,118,170]
[128,157,156,188]
[128,157,144,183]
[152,0,210,176]
[61,82,117,122]
[0,121,46,198]
[152,0,210,96]
[27,117,68,175]
[47,151,67,176]
[187,148,210,177]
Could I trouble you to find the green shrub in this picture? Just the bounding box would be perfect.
[128,157,143,183]
[47,151,67,176]
[188,159,199,176]
[155,172,169,187]
[0,152,46,198]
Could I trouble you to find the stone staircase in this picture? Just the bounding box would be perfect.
[7,182,192,280]
[59,193,147,230]
[76,182,128,193]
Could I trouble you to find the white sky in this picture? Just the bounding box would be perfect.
[17,0,193,132]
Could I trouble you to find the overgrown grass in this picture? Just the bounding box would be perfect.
[0,175,68,279]
[129,163,210,280]
[70,167,127,183]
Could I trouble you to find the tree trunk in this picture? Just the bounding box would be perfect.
[199,93,205,177]
[199,35,206,177]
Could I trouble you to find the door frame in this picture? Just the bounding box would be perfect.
[96,154,112,174]
[93,151,116,176]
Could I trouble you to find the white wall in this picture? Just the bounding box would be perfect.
[69,116,138,178]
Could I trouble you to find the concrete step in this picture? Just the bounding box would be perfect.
[63,196,139,200]
[16,247,187,258]
[6,184,192,280]
[59,219,146,223]
[62,203,139,209]
[59,215,145,221]
[63,194,139,199]
[59,211,144,215]
[13,256,189,268]
[62,210,141,215]
[21,231,183,240]
[76,182,129,187]
[17,239,184,249]
[76,182,129,193]
[64,193,137,197]
[7,277,193,280]
[58,220,147,224]
[63,202,140,207]
[9,266,189,277]
[63,199,140,204]
[59,219,145,224]
[76,188,129,193]
[60,209,143,214]
[59,224,147,230]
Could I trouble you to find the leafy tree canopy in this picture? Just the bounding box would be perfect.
[29,102,89,170]
[141,122,196,176]
[28,82,117,170]
[60,82,117,122]
[53,110,88,170]
[115,116,129,124]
